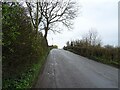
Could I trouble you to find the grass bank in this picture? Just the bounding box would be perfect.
[3,48,50,89]
[64,46,119,68]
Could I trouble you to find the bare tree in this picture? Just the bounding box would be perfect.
[82,28,102,46]
[26,0,43,36]
[26,0,79,46]
[39,0,79,46]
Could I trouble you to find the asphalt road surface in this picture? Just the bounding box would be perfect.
[35,49,118,88]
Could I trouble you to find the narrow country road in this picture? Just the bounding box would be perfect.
[35,49,118,88]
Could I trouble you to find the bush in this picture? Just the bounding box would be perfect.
[64,40,119,68]
[2,3,48,88]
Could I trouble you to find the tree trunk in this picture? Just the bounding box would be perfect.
[44,37,48,47]
[44,27,48,47]
[36,1,39,36]
[44,19,49,47]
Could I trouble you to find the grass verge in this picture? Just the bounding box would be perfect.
[3,49,50,89]
[66,49,119,68]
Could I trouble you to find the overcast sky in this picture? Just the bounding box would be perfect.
[47,0,119,48]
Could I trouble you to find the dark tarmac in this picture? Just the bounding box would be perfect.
[35,49,118,88]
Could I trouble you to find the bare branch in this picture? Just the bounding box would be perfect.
[26,2,36,28]
[40,0,78,35]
